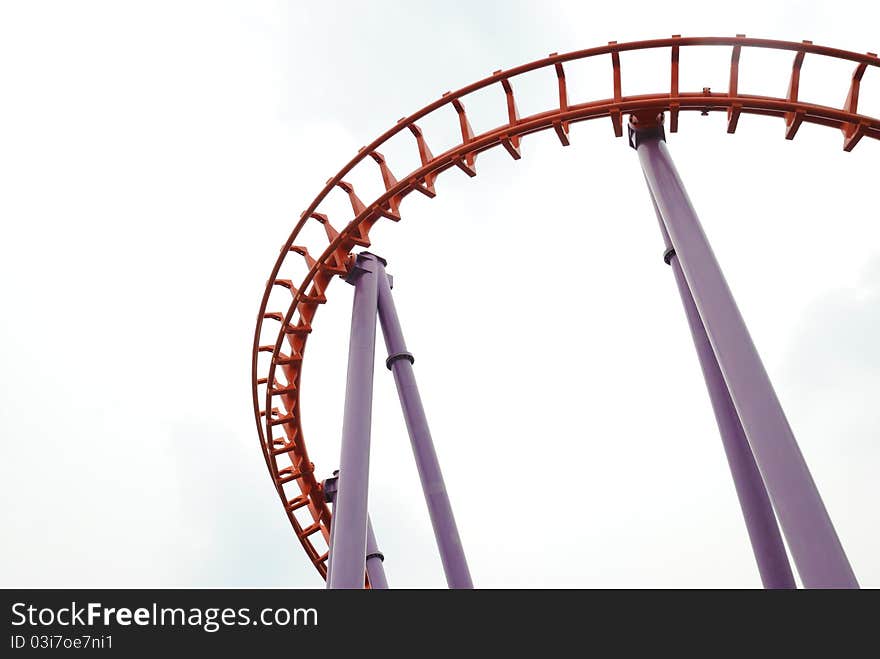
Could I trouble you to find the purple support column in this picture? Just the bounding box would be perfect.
[326,497,338,584]
[375,263,474,589]
[365,519,388,589]
[632,120,857,588]
[328,253,380,589]
[648,191,795,589]
[325,470,387,588]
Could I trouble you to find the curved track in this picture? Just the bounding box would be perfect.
[251,36,880,580]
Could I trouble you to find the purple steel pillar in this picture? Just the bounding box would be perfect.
[375,263,474,589]
[325,471,387,588]
[328,253,380,589]
[326,497,338,584]
[365,519,388,589]
[631,117,857,588]
[648,190,795,589]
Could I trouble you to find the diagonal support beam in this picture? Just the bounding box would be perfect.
[646,186,795,589]
[365,518,388,589]
[630,116,858,589]
[375,263,474,589]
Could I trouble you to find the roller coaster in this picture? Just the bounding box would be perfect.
[251,36,877,588]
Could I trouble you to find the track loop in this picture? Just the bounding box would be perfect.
[252,36,880,581]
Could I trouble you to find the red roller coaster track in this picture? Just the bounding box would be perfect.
[250,35,879,582]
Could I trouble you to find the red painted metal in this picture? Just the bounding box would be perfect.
[251,36,880,581]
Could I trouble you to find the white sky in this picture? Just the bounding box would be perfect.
[1,1,878,588]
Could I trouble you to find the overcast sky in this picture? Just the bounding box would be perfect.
[1,1,878,588]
